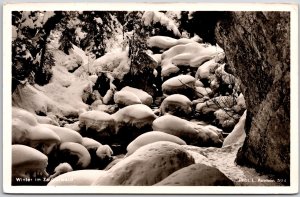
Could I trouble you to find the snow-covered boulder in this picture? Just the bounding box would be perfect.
[92,141,194,185]
[112,104,157,132]
[49,162,73,179]
[155,163,234,186]
[162,75,196,97]
[160,94,192,117]
[12,145,48,179]
[48,170,106,186]
[62,53,83,72]
[126,131,186,156]
[114,90,142,106]
[147,36,199,50]
[152,115,223,147]
[121,86,153,106]
[64,121,80,132]
[59,142,91,169]
[12,118,61,155]
[78,111,115,142]
[96,144,113,159]
[195,87,212,98]
[12,107,38,126]
[161,43,223,70]
[35,115,59,126]
[161,63,180,77]
[214,109,240,129]
[195,59,220,81]
[42,124,83,144]
[223,110,247,147]
[195,96,236,115]
[82,137,102,151]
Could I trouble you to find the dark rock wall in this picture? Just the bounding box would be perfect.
[215,12,290,182]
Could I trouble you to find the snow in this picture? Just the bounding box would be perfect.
[96,145,113,159]
[12,144,48,170]
[12,25,18,41]
[76,48,130,80]
[195,86,212,98]
[126,131,187,156]
[160,94,192,116]
[48,170,106,186]
[223,110,247,147]
[142,11,181,37]
[12,107,38,126]
[161,63,180,77]
[59,142,91,168]
[79,110,115,133]
[161,43,224,70]
[147,36,199,50]
[162,75,195,93]
[152,114,223,147]
[195,58,220,81]
[49,162,73,179]
[42,124,83,144]
[70,44,89,66]
[114,90,142,106]
[82,137,102,150]
[121,86,153,106]
[112,104,157,128]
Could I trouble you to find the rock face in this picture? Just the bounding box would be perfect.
[215,12,290,182]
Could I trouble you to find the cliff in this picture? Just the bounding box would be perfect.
[215,12,290,183]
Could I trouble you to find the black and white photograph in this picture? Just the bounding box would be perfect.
[2,2,299,194]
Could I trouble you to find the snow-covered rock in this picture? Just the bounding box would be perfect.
[49,162,73,179]
[114,90,142,106]
[96,145,113,159]
[195,59,220,81]
[162,75,195,96]
[48,170,106,186]
[195,96,236,115]
[12,145,48,179]
[79,111,115,140]
[121,86,153,106]
[161,43,224,71]
[112,104,157,132]
[64,121,80,132]
[195,86,212,98]
[160,94,192,117]
[12,118,60,155]
[147,36,199,50]
[42,124,83,144]
[214,109,239,129]
[223,110,247,147]
[82,137,102,151]
[152,115,223,147]
[59,142,91,169]
[126,131,186,156]
[92,141,194,185]
[62,53,83,72]
[12,107,38,126]
[155,163,234,186]
[35,115,59,126]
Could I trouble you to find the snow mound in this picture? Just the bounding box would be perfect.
[195,58,220,81]
[112,104,157,130]
[12,107,38,126]
[147,36,201,50]
[79,110,115,134]
[92,141,194,185]
[82,137,102,150]
[126,131,186,156]
[121,86,153,106]
[142,11,181,37]
[42,124,83,144]
[12,144,48,179]
[160,94,192,117]
[76,48,130,80]
[59,142,91,168]
[155,163,234,186]
[162,75,195,96]
[49,162,73,179]
[114,90,142,106]
[223,110,247,147]
[96,145,113,159]
[161,43,224,71]
[152,114,223,147]
[48,170,106,186]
